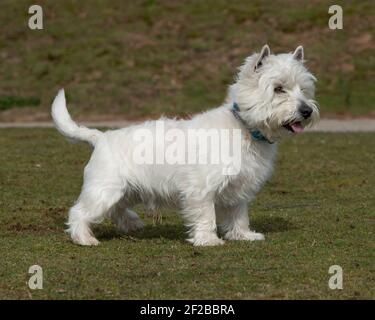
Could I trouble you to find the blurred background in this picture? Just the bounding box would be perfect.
[0,0,373,122]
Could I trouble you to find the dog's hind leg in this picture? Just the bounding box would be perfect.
[217,202,264,241]
[67,184,124,246]
[66,159,125,246]
[110,201,144,234]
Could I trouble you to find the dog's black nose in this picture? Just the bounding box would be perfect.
[299,103,313,119]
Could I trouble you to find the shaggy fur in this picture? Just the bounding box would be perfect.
[51,45,319,246]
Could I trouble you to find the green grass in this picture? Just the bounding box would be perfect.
[0,96,40,111]
[0,0,374,121]
[0,129,374,299]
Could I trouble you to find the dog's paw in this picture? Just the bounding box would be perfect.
[116,210,145,233]
[224,230,265,241]
[188,232,225,246]
[117,218,144,234]
[72,234,100,246]
[68,224,100,246]
[125,216,145,233]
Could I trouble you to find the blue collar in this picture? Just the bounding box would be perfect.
[231,102,273,144]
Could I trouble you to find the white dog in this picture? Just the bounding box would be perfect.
[52,45,319,246]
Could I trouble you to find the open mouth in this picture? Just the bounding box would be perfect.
[283,121,304,133]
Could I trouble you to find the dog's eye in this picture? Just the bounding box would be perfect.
[274,86,285,94]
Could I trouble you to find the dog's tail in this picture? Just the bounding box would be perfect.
[51,89,102,147]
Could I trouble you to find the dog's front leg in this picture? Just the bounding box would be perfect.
[181,198,224,246]
[218,202,265,241]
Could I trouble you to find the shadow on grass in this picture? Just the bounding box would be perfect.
[94,216,294,242]
[46,204,293,242]
[252,216,295,233]
[95,223,186,243]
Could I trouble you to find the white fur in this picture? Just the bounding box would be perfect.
[52,45,319,246]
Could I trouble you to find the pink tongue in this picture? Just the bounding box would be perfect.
[291,122,304,133]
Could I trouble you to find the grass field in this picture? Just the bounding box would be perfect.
[0,0,374,122]
[0,129,373,299]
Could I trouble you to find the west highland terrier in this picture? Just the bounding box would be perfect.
[52,45,319,246]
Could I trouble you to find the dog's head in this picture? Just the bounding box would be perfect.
[228,45,319,141]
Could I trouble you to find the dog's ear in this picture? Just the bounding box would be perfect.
[254,45,270,71]
[293,45,304,62]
